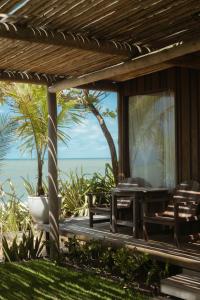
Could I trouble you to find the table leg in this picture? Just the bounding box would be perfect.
[132,197,139,238]
[112,193,117,233]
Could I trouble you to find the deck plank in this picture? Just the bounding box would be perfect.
[37,216,200,271]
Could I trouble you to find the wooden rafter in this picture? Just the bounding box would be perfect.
[49,39,200,92]
[169,52,200,70]
[0,69,119,91]
[0,69,67,85]
[0,23,148,57]
[78,80,119,92]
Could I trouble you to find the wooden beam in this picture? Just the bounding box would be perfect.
[49,39,200,92]
[110,62,172,82]
[0,23,139,57]
[0,69,66,85]
[47,90,59,259]
[169,53,200,70]
[77,80,119,92]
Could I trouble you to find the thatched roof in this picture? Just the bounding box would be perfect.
[0,0,199,87]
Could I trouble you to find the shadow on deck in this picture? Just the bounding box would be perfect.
[38,216,200,271]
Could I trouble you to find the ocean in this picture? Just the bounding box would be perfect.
[0,158,110,200]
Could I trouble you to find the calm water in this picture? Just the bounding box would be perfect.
[0,158,110,200]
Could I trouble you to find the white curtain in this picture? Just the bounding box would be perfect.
[129,91,175,190]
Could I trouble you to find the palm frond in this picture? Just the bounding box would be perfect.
[0,114,15,169]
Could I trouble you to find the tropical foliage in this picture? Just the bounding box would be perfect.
[0,83,81,195]
[60,169,90,217]
[2,229,44,262]
[89,163,115,194]
[0,179,30,233]
[65,236,170,288]
[60,164,115,217]
[0,113,15,170]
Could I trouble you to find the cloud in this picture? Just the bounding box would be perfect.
[2,92,118,159]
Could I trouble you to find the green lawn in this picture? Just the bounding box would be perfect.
[0,260,147,300]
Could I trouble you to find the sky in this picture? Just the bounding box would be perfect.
[0,92,118,159]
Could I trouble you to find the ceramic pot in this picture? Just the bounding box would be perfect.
[28,196,49,224]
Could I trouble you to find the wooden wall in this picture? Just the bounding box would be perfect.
[118,67,200,184]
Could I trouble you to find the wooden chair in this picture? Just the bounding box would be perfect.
[88,192,112,228]
[142,180,200,247]
[88,177,145,228]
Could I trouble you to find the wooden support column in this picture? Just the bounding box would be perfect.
[47,90,59,259]
[118,90,130,180]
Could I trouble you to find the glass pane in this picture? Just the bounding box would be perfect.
[129,91,175,189]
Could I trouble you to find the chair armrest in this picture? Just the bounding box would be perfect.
[86,192,111,207]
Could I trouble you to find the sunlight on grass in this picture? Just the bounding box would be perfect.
[0,260,148,300]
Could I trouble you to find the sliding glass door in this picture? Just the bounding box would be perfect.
[129,91,175,189]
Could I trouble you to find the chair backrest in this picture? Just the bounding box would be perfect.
[168,180,200,218]
[117,177,150,209]
[118,177,151,189]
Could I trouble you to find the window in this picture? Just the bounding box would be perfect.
[129,91,175,189]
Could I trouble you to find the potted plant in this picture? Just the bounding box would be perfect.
[0,83,80,223]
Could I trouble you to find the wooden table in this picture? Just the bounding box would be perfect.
[111,187,168,238]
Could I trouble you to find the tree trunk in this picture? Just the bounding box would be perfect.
[37,155,44,195]
[88,102,118,184]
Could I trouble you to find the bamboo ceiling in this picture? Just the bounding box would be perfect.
[0,0,199,85]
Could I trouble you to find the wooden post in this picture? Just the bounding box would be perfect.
[47,90,59,259]
[118,92,130,180]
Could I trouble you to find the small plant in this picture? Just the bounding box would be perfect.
[89,164,115,195]
[2,229,44,262]
[0,179,31,233]
[60,164,115,217]
[113,247,152,283]
[65,236,84,263]
[60,169,90,217]
[22,177,48,197]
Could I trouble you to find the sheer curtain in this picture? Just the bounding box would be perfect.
[129,91,175,190]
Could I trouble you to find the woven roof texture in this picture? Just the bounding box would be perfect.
[0,0,199,83]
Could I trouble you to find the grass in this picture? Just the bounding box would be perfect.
[0,260,148,300]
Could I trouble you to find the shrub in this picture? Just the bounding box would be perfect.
[2,229,44,262]
[88,163,115,194]
[0,179,31,233]
[60,170,90,217]
[64,237,169,287]
[60,164,115,217]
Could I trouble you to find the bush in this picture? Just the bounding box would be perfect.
[60,164,115,217]
[64,236,169,287]
[88,163,115,194]
[60,170,90,217]
[2,229,44,262]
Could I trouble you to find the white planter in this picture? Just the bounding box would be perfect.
[28,196,62,224]
[28,196,49,224]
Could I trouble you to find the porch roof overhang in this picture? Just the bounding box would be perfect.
[0,0,199,90]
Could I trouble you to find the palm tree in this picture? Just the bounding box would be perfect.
[0,113,15,169]
[0,83,81,195]
[62,89,119,184]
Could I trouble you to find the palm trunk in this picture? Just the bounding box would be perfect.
[88,102,118,184]
[37,155,44,195]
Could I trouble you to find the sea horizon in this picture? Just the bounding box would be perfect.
[4,157,110,160]
[0,158,111,200]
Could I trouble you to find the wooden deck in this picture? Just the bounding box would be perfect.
[38,216,200,271]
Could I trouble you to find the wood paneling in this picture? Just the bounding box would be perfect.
[118,67,200,184]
